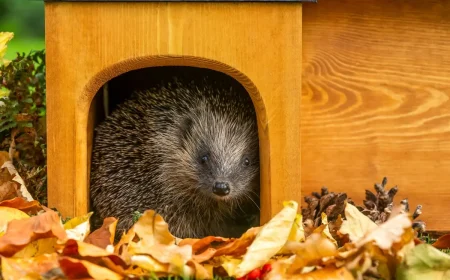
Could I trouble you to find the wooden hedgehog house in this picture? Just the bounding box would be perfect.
[44,0,450,234]
[43,0,312,226]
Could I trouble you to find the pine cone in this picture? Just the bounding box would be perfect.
[301,186,347,240]
[358,177,425,233]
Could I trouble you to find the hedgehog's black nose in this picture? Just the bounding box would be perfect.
[213,182,230,196]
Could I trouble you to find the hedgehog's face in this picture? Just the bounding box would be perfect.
[176,108,260,203]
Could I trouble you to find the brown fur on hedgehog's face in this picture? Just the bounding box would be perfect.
[165,105,260,204]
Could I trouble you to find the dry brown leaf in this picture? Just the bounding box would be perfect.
[0,197,43,215]
[0,209,67,257]
[1,158,33,201]
[0,181,19,201]
[1,253,60,279]
[59,256,123,280]
[267,266,354,280]
[85,217,118,249]
[431,233,450,249]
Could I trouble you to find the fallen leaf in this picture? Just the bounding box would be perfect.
[0,206,30,235]
[0,197,43,215]
[1,253,59,279]
[0,181,18,201]
[355,212,412,250]
[284,233,338,274]
[0,208,67,257]
[13,237,58,258]
[339,201,378,242]
[187,259,214,279]
[213,226,261,258]
[1,160,33,201]
[267,266,354,280]
[178,236,232,254]
[396,243,450,280]
[432,233,450,249]
[59,256,123,280]
[234,200,299,277]
[84,217,118,249]
[64,212,93,241]
[132,210,175,247]
[0,32,14,61]
[59,239,127,268]
[130,254,172,278]
[128,242,192,265]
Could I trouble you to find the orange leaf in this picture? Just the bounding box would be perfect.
[84,217,118,249]
[213,227,261,258]
[193,248,218,263]
[432,233,450,249]
[0,209,67,257]
[0,197,43,215]
[179,236,232,254]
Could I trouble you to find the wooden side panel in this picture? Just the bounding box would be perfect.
[45,2,302,223]
[302,0,450,230]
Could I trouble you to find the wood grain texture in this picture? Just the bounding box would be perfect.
[302,0,450,230]
[45,2,302,224]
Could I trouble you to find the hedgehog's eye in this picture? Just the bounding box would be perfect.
[201,155,209,164]
[243,158,250,166]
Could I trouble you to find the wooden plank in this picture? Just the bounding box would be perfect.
[302,0,450,231]
[45,2,302,225]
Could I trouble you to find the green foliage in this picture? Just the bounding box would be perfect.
[0,49,47,204]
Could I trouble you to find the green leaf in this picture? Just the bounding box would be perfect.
[396,244,450,280]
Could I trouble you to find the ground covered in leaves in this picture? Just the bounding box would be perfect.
[2,151,450,280]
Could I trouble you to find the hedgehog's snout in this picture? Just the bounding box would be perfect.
[212,181,230,196]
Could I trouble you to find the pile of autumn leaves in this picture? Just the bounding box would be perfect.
[1,150,450,280]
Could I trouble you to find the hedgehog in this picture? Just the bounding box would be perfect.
[89,68,260,239]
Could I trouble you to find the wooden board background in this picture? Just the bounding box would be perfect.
[301,0,450,231]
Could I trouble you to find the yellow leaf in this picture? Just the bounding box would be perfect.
[1,253,60,279]
[284,233,338,274]
[12,238,57,258]
[339,202,377,242]
[0,32,14,61]
[131,255,170,274]
[320,213,338,247]
[64,212,93,241]
[234,200,299,277]
[133,210,176,246]
[267,267,355,280]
